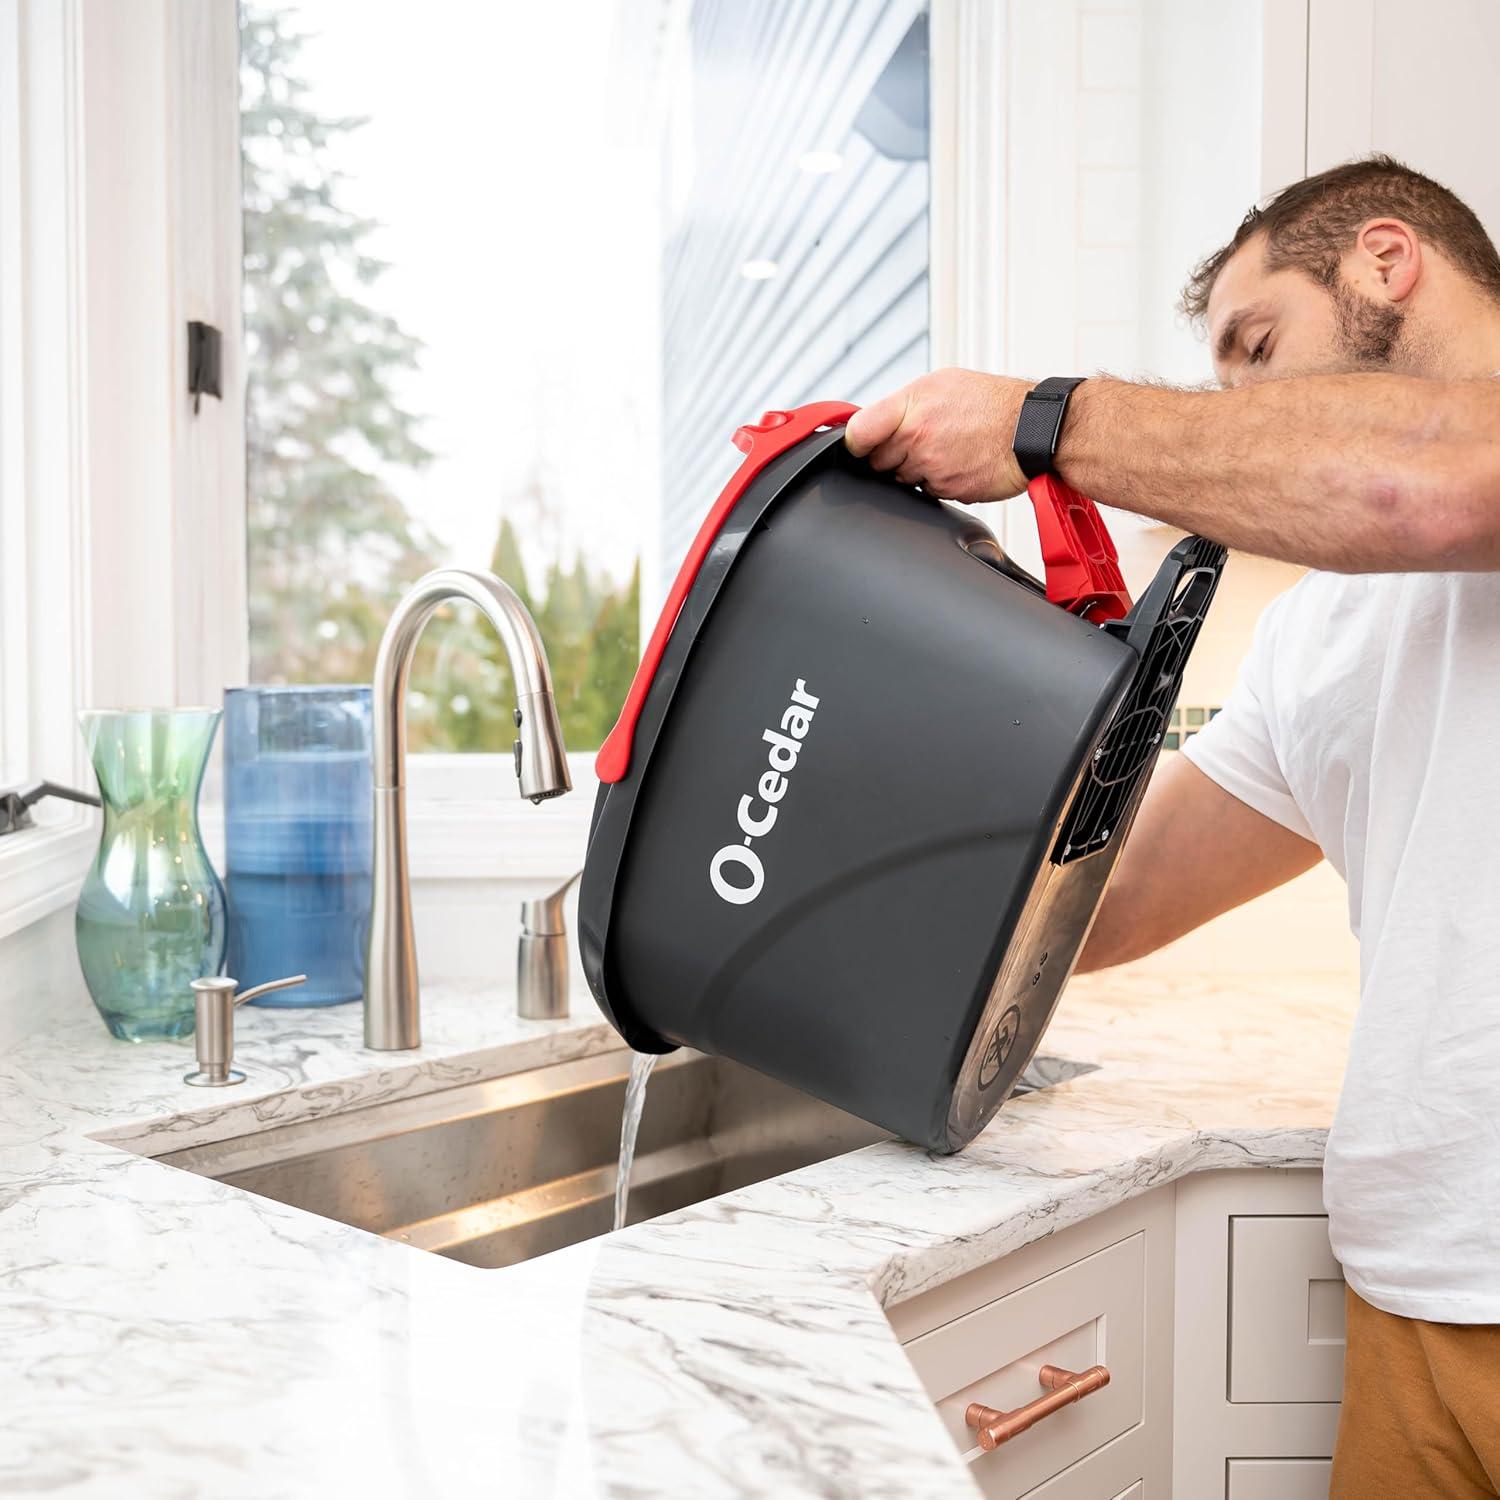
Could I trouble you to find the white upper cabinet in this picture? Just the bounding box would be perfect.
[1305,0,1500,241]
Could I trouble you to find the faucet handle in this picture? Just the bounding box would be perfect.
[184,973,307,1087]
[520,868,582,937]
[518,871,580,1020]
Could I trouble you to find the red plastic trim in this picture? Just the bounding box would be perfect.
[1026,474,1132,623]
[596,401,860,784]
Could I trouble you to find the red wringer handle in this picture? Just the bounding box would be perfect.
[1026,474,1131,623]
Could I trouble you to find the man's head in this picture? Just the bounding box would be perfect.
[1183,155,1500,387]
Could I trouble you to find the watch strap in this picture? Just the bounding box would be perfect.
[1013,376,1087,481]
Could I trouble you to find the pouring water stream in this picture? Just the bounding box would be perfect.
[613,1050,659,1231]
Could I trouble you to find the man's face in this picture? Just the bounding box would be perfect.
[1205,232,1405,388]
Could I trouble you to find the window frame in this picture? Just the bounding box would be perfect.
[0,0,97,939]
[0,0,249,940]
[928,0,1007,375]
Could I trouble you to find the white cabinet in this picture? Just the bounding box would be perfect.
[1304,0,1500,242]
[888,1170,1342,1498]
[1175,1170,1343,1496]
[903,1232,1146,1480]
[888,1191,1174,1500]
[1230,1215,1346,1403]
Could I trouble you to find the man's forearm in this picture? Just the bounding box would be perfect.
[1058,374,1500,571]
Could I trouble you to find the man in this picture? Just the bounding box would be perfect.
[846,156,1500,1499]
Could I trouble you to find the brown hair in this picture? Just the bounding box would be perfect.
[1181,154,1500,322]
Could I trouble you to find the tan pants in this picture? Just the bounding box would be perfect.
[1332,1286,1500,1498]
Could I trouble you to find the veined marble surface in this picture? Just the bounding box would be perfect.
[0,948,1356,1499]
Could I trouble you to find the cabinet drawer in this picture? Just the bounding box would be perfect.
[1230,1216,1345,1403]
[1227,1457,1332,1499]
[903,1233,1144,1499]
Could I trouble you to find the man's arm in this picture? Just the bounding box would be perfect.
[1078,752,1322,972]
[844,368,1500,571]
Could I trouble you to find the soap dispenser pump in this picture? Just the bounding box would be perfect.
[184,973,306,1086]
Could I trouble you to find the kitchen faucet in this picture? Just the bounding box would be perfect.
[365,569,571,1050]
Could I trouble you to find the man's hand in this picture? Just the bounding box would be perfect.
[844,368,1033,503]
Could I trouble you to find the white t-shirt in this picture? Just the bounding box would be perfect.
[1183,565,1500,1323]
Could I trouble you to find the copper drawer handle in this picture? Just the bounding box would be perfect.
[964,1363,1111,1452]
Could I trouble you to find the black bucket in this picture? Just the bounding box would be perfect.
[580,403,1224,1151]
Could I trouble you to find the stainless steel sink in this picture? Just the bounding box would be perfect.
[149,1048,1097,1269]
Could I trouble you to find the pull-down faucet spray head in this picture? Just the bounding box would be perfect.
[513,690,571,804]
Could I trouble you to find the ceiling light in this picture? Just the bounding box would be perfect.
[740,258,779,281]
[797,149,843,175]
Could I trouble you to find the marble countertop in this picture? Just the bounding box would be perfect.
[0,952,1356,1499]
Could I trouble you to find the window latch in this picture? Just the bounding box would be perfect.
[0,780,102,837]
[187,320,222,415]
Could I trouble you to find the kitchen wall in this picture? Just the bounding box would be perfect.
[0,908,90,1050]
[983,0,1361,983]
[1124,0,1500,984]
[0,853,577,1043]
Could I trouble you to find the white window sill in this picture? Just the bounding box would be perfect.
[200,751,600,884]
[0,753,602,943]
[402,753,598,880]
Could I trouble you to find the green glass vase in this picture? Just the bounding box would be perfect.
[75,708,228,1042]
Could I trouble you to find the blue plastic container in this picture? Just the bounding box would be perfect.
[223,685,372,1007]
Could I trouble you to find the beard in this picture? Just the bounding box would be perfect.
[1330,277,1406,367]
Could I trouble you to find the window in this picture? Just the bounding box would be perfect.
[240,1,654,755]
[1163,705,1222,753]
[239,0,930,755]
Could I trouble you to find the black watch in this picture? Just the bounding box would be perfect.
[1012,376,1087,481]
